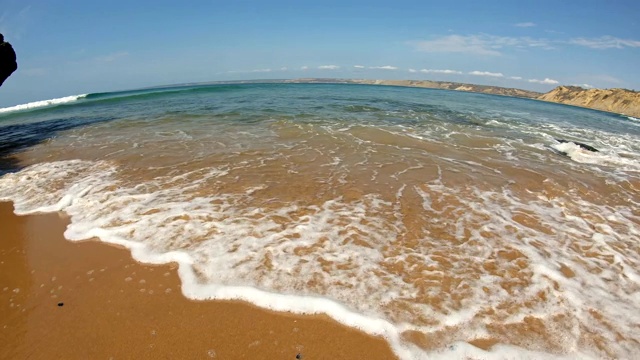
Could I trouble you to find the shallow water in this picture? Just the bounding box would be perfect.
[1,83,639,359]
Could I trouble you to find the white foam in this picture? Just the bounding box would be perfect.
[0,159,418,359]
[628,116,638,121]
[1,151,638,359]
[551,141,640,172]
[424,342,586,360]
[0,94,87,114]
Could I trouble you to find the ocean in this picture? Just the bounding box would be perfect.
[1,83,639,359]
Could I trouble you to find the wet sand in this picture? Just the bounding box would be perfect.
[0,202,398,359]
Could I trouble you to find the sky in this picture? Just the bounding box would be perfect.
[0,0,639,107]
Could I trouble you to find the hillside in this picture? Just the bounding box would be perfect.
[537,86,640,118]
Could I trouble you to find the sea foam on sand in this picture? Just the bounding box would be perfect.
[0,159,624,360]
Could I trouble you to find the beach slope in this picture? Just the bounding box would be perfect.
[0,202,397,360]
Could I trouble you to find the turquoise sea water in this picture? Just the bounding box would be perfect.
[1,83,639,359]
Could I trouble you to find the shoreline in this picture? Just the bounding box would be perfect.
[0,201,399,359]
[2,79,638,119]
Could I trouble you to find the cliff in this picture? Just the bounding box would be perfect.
[537,86,640,118]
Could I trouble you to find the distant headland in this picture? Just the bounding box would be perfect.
[280,78,640,118]
[537,85,640,118]
[285,78,543,99]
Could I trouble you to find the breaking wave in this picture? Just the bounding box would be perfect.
[0,94,88,114]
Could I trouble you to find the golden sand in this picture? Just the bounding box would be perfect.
[0,202,397,359]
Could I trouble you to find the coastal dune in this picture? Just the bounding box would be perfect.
[537,86,640,118]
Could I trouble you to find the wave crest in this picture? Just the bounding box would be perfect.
[0,94,87,114]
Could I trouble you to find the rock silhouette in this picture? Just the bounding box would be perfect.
[0,33,18,87]
[555,139,599,152]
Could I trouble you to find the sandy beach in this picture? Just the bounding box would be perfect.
[2,82,639,359]
[0,202,397,359]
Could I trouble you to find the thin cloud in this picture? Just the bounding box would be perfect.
[528,78,559,84]
[300,66,309,70]
[524,38,554,49]
[354,65,365,69]
[410,34,557,55]
[226,68,272,74]
[0,5,33,40]
[369,65,398,70]
[515,22,536,28]
[510,76,523,80]
[408,69,417,73]
[18,5,32,16]
[318,65,340,70]
[469,71,504,77]
[95,51,129,62]
[411,33,640,55]
[411,35,504,56]
[574,83,594,89]
[569,36,640,49]
[419,69,462,75]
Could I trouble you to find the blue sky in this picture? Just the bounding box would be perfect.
[1,0,639,107]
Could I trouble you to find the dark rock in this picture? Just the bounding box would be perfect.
[0,33,18,87]
[555,139,599,152]
[57,302,64,307]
